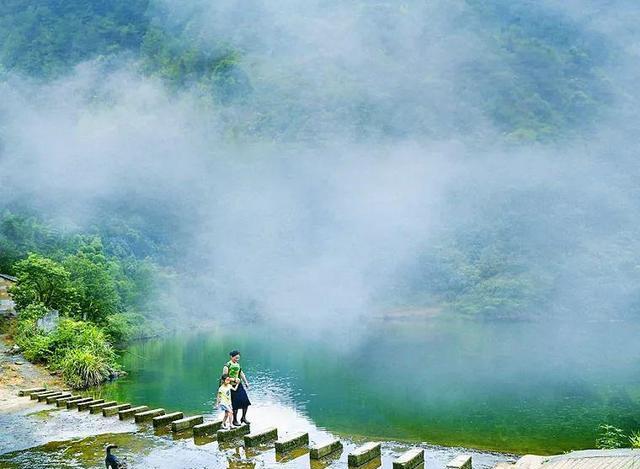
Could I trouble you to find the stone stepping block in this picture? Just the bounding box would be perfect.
[90,401,117,414]
[153,412,183,428]
[39,392,64,402]
[393,449,425,469]
[56,395,81,407]
[67,397,93,409]
[119,405,148,420]
[19,387,46,396]
[102,403,131,416]
[348,442,382,467]
[171,415,204,432]
[193,419,223,437]
[446,455,472,469]
[31,391,58,400]
[135,408,165,423]
[217,423,251,442]
[310,440,343,459]
[244,427,278,447]
[275,432,309,453]
[31,391,58,401]
[47,392,71,404]
[78,399,104,411]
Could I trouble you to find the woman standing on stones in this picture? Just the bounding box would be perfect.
[222,350,251,426]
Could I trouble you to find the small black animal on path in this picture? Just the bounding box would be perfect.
[105,444,127,468]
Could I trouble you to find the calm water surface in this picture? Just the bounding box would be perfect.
[2,317,638,468]
[98,318,640,455]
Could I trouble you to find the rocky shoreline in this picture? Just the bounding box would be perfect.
[0,334,62,414]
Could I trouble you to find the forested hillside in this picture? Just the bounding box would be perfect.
[0,0,638,337]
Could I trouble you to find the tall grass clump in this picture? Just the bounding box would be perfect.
[60,348,113,388]
[14,314,119,388]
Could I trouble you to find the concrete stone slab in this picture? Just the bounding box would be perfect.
[19,387,46,396]
[134,408,165,422]
[171,415,204,432]
[67,397,93,409]
[31,391,58,400]
[511,449,640,469]
[102,403,131,416]
[446,455,472,469]
[310,440,343,459]
[119,405,149,420]
[38,392,63,402]
[348,442,382,467]
[193,420,223,437]
[275,432,309,453]
[217,423,250,442]
[47,392,71,404]
[56,395,81,407]
[393,449,425,469]
[78,399,104,411]
[90,401,117,413]
[152,412,183,428]
[244,427,278,447]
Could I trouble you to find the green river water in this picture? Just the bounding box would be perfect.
[1,317,639,468]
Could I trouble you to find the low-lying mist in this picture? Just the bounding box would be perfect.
[1,0,640,338]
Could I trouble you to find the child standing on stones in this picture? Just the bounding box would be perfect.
[216,374,239,429]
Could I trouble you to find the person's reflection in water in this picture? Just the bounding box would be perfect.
[227,446,256,469]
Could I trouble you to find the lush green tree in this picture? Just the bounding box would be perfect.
[64,239,121,323]
[10,253,78,314]
[0,0,149,77]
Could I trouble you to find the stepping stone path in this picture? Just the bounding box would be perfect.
[19,387,466,469]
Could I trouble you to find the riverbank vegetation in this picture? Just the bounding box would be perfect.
[596,424,640,450]
[0,210,166,388]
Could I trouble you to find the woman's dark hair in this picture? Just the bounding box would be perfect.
[229,350,240,357]
[220,373,229,385]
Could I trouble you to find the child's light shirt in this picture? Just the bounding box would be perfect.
[218,383,233,407]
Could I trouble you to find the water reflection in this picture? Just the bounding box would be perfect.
[99,319,640,454]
